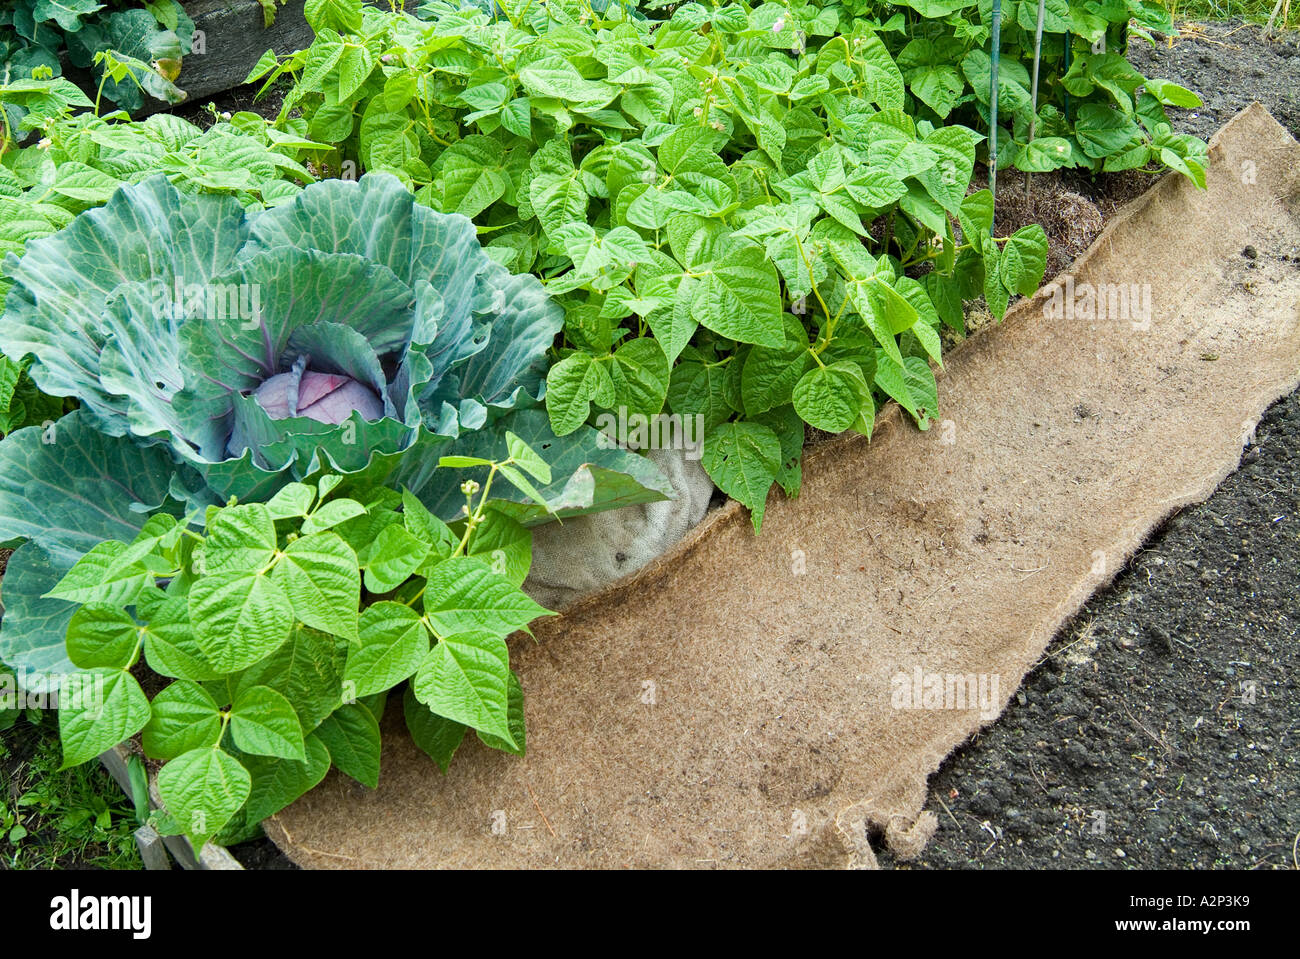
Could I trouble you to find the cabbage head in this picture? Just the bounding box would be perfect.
[0,173,669,686]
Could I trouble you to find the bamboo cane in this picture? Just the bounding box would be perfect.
[1026,0,1047,206]
[990,0,1002,236]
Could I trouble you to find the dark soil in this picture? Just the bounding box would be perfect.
[881,389,1300,869]
[1130,20,1300,143]
[968,166,1152,283]
[880,20,1300,870]
[228,833,299,869]
[172,81,288,130]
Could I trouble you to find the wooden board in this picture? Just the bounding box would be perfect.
[172,1,401,106]
[176,1,315,104]
[99,744,244,870]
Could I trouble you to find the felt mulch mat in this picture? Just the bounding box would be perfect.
[268,104,1300,869]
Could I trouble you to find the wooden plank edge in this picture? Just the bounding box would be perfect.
[134,824,171,870]
[99,743,244,871]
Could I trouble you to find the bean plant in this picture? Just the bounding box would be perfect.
[257,0,1051,527]
[47,457,551,851]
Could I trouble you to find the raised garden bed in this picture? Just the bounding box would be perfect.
[1,2,1296,872]
[98,744,242,869]
[171,1,317,104]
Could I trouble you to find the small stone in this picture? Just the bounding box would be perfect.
[1115,848,1126,858]
[1063,742,1092,768]
[1242,245,1258,259]
[1147,626,1173,652]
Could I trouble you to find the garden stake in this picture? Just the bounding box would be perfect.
[989,0,1002,236]
[1063,33,1072,122]
[1026,0,1047,206]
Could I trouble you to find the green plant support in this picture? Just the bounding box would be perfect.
[989,0,1002,235]
[1063,32,1072,122]
[1026,0,1047,202]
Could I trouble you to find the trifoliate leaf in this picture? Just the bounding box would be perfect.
[66,604,141,670]
[143,681,222,760]
[421,557,549,639]
[344,602,428,699]
[413,630,514,744]
[274,531,360,642]
[793,361,871,433]
[403,685,466,773]
[204,503,278,573]
[189,570,294,673]
[362,524,429,594]
[701,421,782,532]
